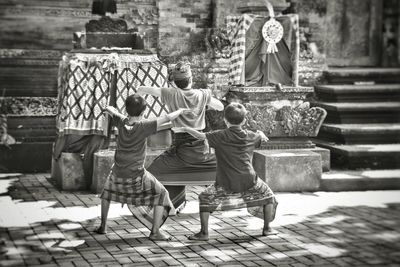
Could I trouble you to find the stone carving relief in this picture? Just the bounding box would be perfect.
[206,28,231,58]
[244,102,326,136]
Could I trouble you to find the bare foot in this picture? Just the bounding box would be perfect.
[149,231,172,241]
[94,226,107,234]
[188,232,209,241]
[262,227,278,236]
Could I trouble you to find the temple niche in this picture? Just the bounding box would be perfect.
[206,0,326,149]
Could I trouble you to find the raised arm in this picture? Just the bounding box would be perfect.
[137,86,162,98]
[208,97,224,111]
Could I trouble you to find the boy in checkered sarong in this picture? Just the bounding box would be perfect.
[175,103,278,241]
[95,94,191,241]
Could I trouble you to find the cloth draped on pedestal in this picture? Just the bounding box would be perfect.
[199,177,278,221]
[101,170,176,230]
[226,14,296,86]
[147,132,216,210]
[245,16,293,86]
[55,53,169,187]
[57,53,168,136]
[53,134,107,189]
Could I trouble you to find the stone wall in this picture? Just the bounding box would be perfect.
[286,0,328,86]
[157,0,213,88]
[0,0,159,98]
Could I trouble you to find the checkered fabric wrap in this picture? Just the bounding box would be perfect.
[115,62,169,119]
[57,58,112,136]
[101,170,176,230]
[56,53,168,136]
[198,177,277,221]
[226,14,255,85]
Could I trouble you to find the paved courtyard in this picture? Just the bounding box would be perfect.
[0,173,399,267]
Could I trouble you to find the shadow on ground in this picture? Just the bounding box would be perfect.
[1,173,400,266]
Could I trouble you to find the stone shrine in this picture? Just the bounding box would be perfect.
[206,0,329,191]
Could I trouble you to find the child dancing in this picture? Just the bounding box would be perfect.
[137,61,223,210]
[96,94,189,241]
[177,103,278,241]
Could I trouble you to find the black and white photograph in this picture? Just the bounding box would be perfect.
[0,0,399,266]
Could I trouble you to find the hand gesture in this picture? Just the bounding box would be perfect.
[177,108,195,116]
[257,130,269,142]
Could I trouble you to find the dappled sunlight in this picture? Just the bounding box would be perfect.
[300,243,346,258]
[1,174,400,266]
[365,231,400,242]
[0,195,131,228]
[313,215,350,225]
[274,190,400,227]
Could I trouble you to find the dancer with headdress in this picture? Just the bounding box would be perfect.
[137,62,224,210]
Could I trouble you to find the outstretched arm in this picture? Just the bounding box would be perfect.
[208,97,224,111]
[156,109,191,131]
[175,127,206,140]
[105,106,127,121]
[137,86,162,98]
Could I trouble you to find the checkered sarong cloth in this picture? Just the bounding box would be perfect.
[56,53,168,136]
[115,62,169,120]
[57,56,112,136]
[101,170,176,229]
[199,177,277,221]
[226,14,255,85]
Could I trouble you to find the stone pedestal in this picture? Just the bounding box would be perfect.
[253,149,322,192]
[51,153,86,191]
[91,148,164,194]
[306,147,331,172]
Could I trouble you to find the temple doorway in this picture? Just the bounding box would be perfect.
[325,0,383,67]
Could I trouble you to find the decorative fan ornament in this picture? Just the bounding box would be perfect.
[262,17,283,54]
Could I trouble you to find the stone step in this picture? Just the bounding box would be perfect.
[313,141,400,170]
[311,101,400,123]
[314,84,400,102]
[318,123,400,144]
[320,169,400,191]
[323,68,400,84]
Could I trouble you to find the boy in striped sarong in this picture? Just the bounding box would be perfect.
[176,103,278,241]
[95,94,190,241]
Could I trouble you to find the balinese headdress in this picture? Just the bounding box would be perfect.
[170,61,192,81]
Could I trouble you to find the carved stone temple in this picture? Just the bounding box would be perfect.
[1,0,399,192]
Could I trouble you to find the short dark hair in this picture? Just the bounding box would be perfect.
[125,94,147,117]
[174,78,191,89]
[224,103,247,125]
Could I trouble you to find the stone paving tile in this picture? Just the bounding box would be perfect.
[0,173,400,266]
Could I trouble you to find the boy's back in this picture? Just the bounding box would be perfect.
[113,116,157,179]
[206,126,262,193]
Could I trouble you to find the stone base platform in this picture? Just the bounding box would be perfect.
[51,153,86,191]
[253,149,322,192]
[304,147,330,172]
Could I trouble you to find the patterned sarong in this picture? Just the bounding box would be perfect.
[101,170,176,229]
[199,177,277,221]
[147,132,216,211]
